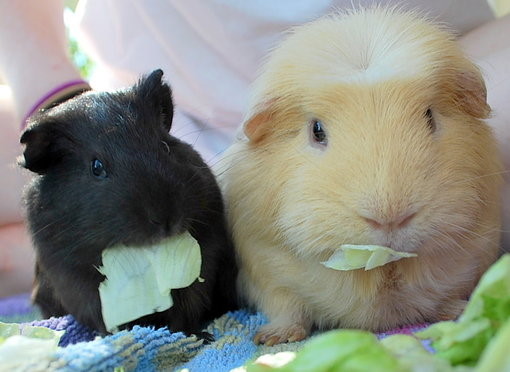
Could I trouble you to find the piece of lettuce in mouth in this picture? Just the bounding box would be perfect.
[321,244,417,271]
[97,231,202,332]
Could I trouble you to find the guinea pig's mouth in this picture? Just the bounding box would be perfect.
[118,223,188,249]
[383,237,423,254]
[353,235,423,255]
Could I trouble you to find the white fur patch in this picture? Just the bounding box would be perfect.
[267,9,445,86]
[308,17,435,84]
[318,47,430,84]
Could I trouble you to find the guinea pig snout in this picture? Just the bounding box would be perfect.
[144,193,186,237]
[356,199,424,251]
[149,215,184,236]
[360,210,417,232]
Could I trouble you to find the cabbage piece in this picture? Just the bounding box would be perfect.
[0,322,64,369]
[246,352,297,370]
[321,244,417,271]
[0,322,64,344]
[380,334,471,372]
[97,231,202,332]
[476,317,510,372]
[246,330,405,372]
[0,322,19,340]
[417,254,510,366]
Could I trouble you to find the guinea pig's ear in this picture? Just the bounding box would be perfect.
[452,69,491,119]
[136,69,174,131]
[243,98,279,143]
[19,120,69,174]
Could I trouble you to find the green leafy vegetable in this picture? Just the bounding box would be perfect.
[475,317,510,372]
[98,231,202,332]
[246,330,405,372]
[0,322,64,343]
[321,244,417,271]
[417,254,510,366]
[0,322,64,369]
[380,334,472,372]
[0,323,19,340]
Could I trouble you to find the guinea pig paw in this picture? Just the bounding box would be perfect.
[254,323,308,346]
[195,331,215,344]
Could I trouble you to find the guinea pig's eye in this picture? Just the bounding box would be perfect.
[425,108,436,133]
[91,159,107,179]
[311,119,328,146]
[161,140,170,154]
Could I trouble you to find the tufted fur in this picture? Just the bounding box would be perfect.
[216,7,503,345]
[21,70,238,336]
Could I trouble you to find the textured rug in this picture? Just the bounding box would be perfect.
[0,293,430,372]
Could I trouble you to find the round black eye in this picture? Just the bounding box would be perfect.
[91,159,107,179]
[311,120,327,145]
[425,108,436,132]
[161,140,170,154]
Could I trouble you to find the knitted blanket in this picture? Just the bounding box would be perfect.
[0,293,429,372]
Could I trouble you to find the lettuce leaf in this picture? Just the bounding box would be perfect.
[380,334,473,372]
[246,330,405,372]
[0,322,64,369]
[321,244,417,271]
[475,316,510,372]
[0,322,64,344]
[417,254,510,366]
[97,231,201,332]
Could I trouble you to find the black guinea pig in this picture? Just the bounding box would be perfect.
[20,69,238,336]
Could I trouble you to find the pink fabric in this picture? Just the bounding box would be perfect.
[21,79,89,129]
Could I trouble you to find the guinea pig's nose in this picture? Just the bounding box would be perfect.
[149,216,185,236]
[362,211,417,231]
[150,218,163,226]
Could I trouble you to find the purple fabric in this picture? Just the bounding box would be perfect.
[0,293,33,316]
[0,293,96,346]
[377,323,434,353]
[1,293,433,354]
[377,323,429,338]
[21,79,89,128]
[30,315,98,347]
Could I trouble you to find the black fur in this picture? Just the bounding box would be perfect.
[20,69,238,336]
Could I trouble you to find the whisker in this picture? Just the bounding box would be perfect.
[431,229,470,255]
[442,221,497,245]
[450,169,510,186]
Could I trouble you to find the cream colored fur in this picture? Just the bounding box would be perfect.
[216,7,503,345]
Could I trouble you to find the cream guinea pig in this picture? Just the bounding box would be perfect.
[216,7,503,345]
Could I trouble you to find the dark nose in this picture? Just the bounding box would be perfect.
[149,218,164,226]
[362,211,417,231]
[149,216,182,235]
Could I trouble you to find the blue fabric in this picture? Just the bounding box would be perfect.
[0,295,430,371]
[52,324,203,371]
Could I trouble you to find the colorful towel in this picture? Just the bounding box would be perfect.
[0,294,429,371]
